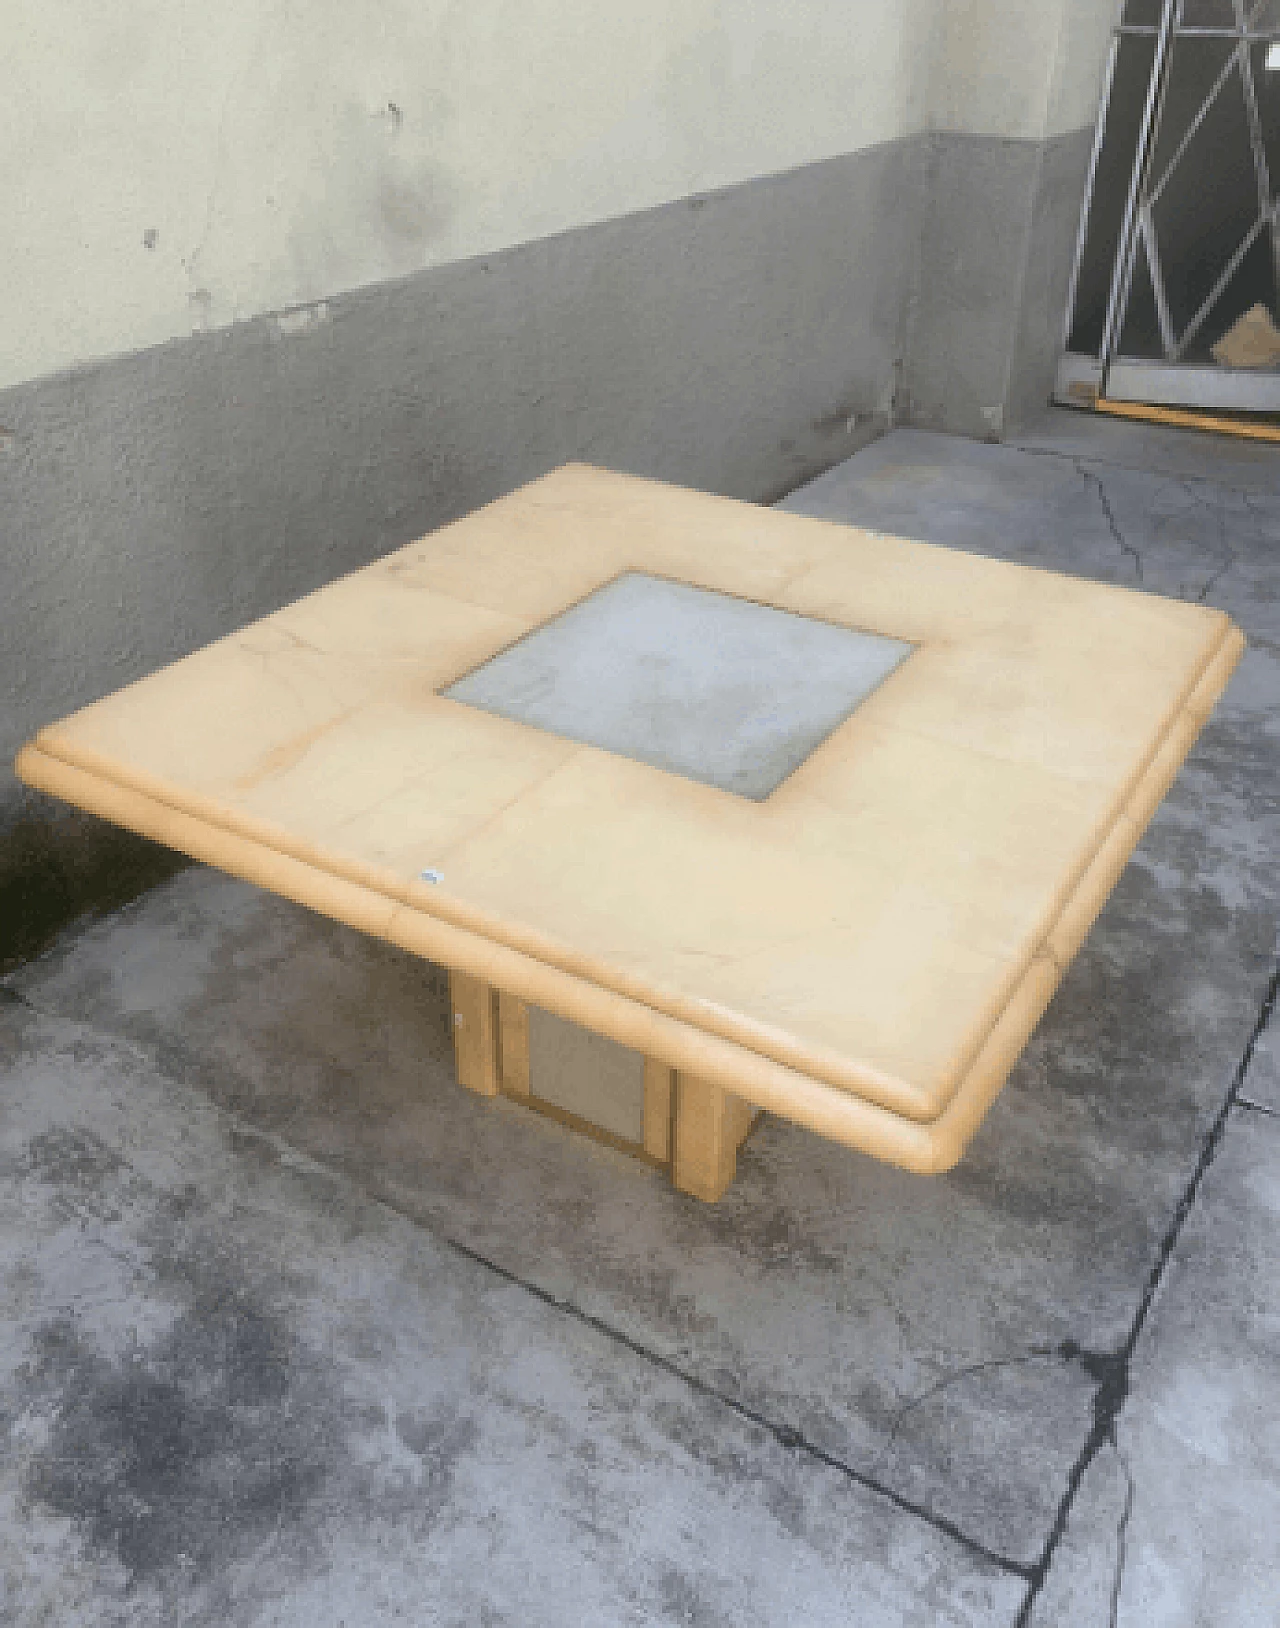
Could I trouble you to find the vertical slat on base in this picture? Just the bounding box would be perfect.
[671,1072,756,1203]
[499,993,531,1098]
[643,1059,675,1162]
[449,970,501,1096]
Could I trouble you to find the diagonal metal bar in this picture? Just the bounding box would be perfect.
[1147,41,1246,208]
[1142,212,1179,357]
[1263,0,1280,297]
[1062,31,1122,349]
[1102,0,1182,367]
[1235,0,1274,216]
[1173,212,1268,358]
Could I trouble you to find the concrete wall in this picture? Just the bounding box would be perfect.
[1,0,1122,966]
[905,0,1122,438]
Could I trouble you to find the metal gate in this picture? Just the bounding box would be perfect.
[1057,0,1280,414]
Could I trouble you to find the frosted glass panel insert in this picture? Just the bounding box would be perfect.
[444,571,912,800]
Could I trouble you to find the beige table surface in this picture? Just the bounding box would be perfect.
[17,464,1244,1173]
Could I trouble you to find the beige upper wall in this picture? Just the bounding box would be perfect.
[928,1,1066,140]
[1,0,1119,394]
[1,0,938,392]
[928,0,1120,138]
[1045,0,1124,137]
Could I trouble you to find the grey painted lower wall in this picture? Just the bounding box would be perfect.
[0,140,922,967]
[1005,126,1098,434]
[903,127,1094,441]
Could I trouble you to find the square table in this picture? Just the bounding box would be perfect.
[16,465,1244,1200]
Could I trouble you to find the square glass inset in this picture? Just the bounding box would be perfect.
[528,1007,646,1144]
[443,572,912,800]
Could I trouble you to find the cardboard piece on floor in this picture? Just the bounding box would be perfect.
[1211,304,1280,370]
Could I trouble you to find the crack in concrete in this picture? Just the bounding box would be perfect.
[877,1348,1059,1468]
[1238,489,1276,536]
[1108,1436,1135,1628]
[1013,438,1276,501]
[1017,441,1277,600]
[1014,960,1280,1627]
[435,1225,1034,1583]
[1213,488,1280,603]
[1195,559,1234,605]
[443,1222,1163,1602]
[1173,479,1237,605]
[7,982,1030,1583]
[1074,460,1143,583]
[1236,1095,1278,1118]
[14,949,1278,1604]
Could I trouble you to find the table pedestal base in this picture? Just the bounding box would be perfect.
[449,970,759,1202]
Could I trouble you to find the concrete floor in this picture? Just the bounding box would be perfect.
[3,410,1277,1626]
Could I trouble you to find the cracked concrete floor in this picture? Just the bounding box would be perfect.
[3,412,1278,1626]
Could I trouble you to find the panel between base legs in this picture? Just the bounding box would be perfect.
[448,971,756,1200]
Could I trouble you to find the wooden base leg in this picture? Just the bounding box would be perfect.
[643,1060,675,1162]
[498,992,531,1099]
[671,1072,757,1203]
[449,971,500,1096]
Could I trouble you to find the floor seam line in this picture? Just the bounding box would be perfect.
[435,1225,1033,1582]
[9,979,1029,1582]
[16,958,1276,1603]
[1012,958,1280,1626]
